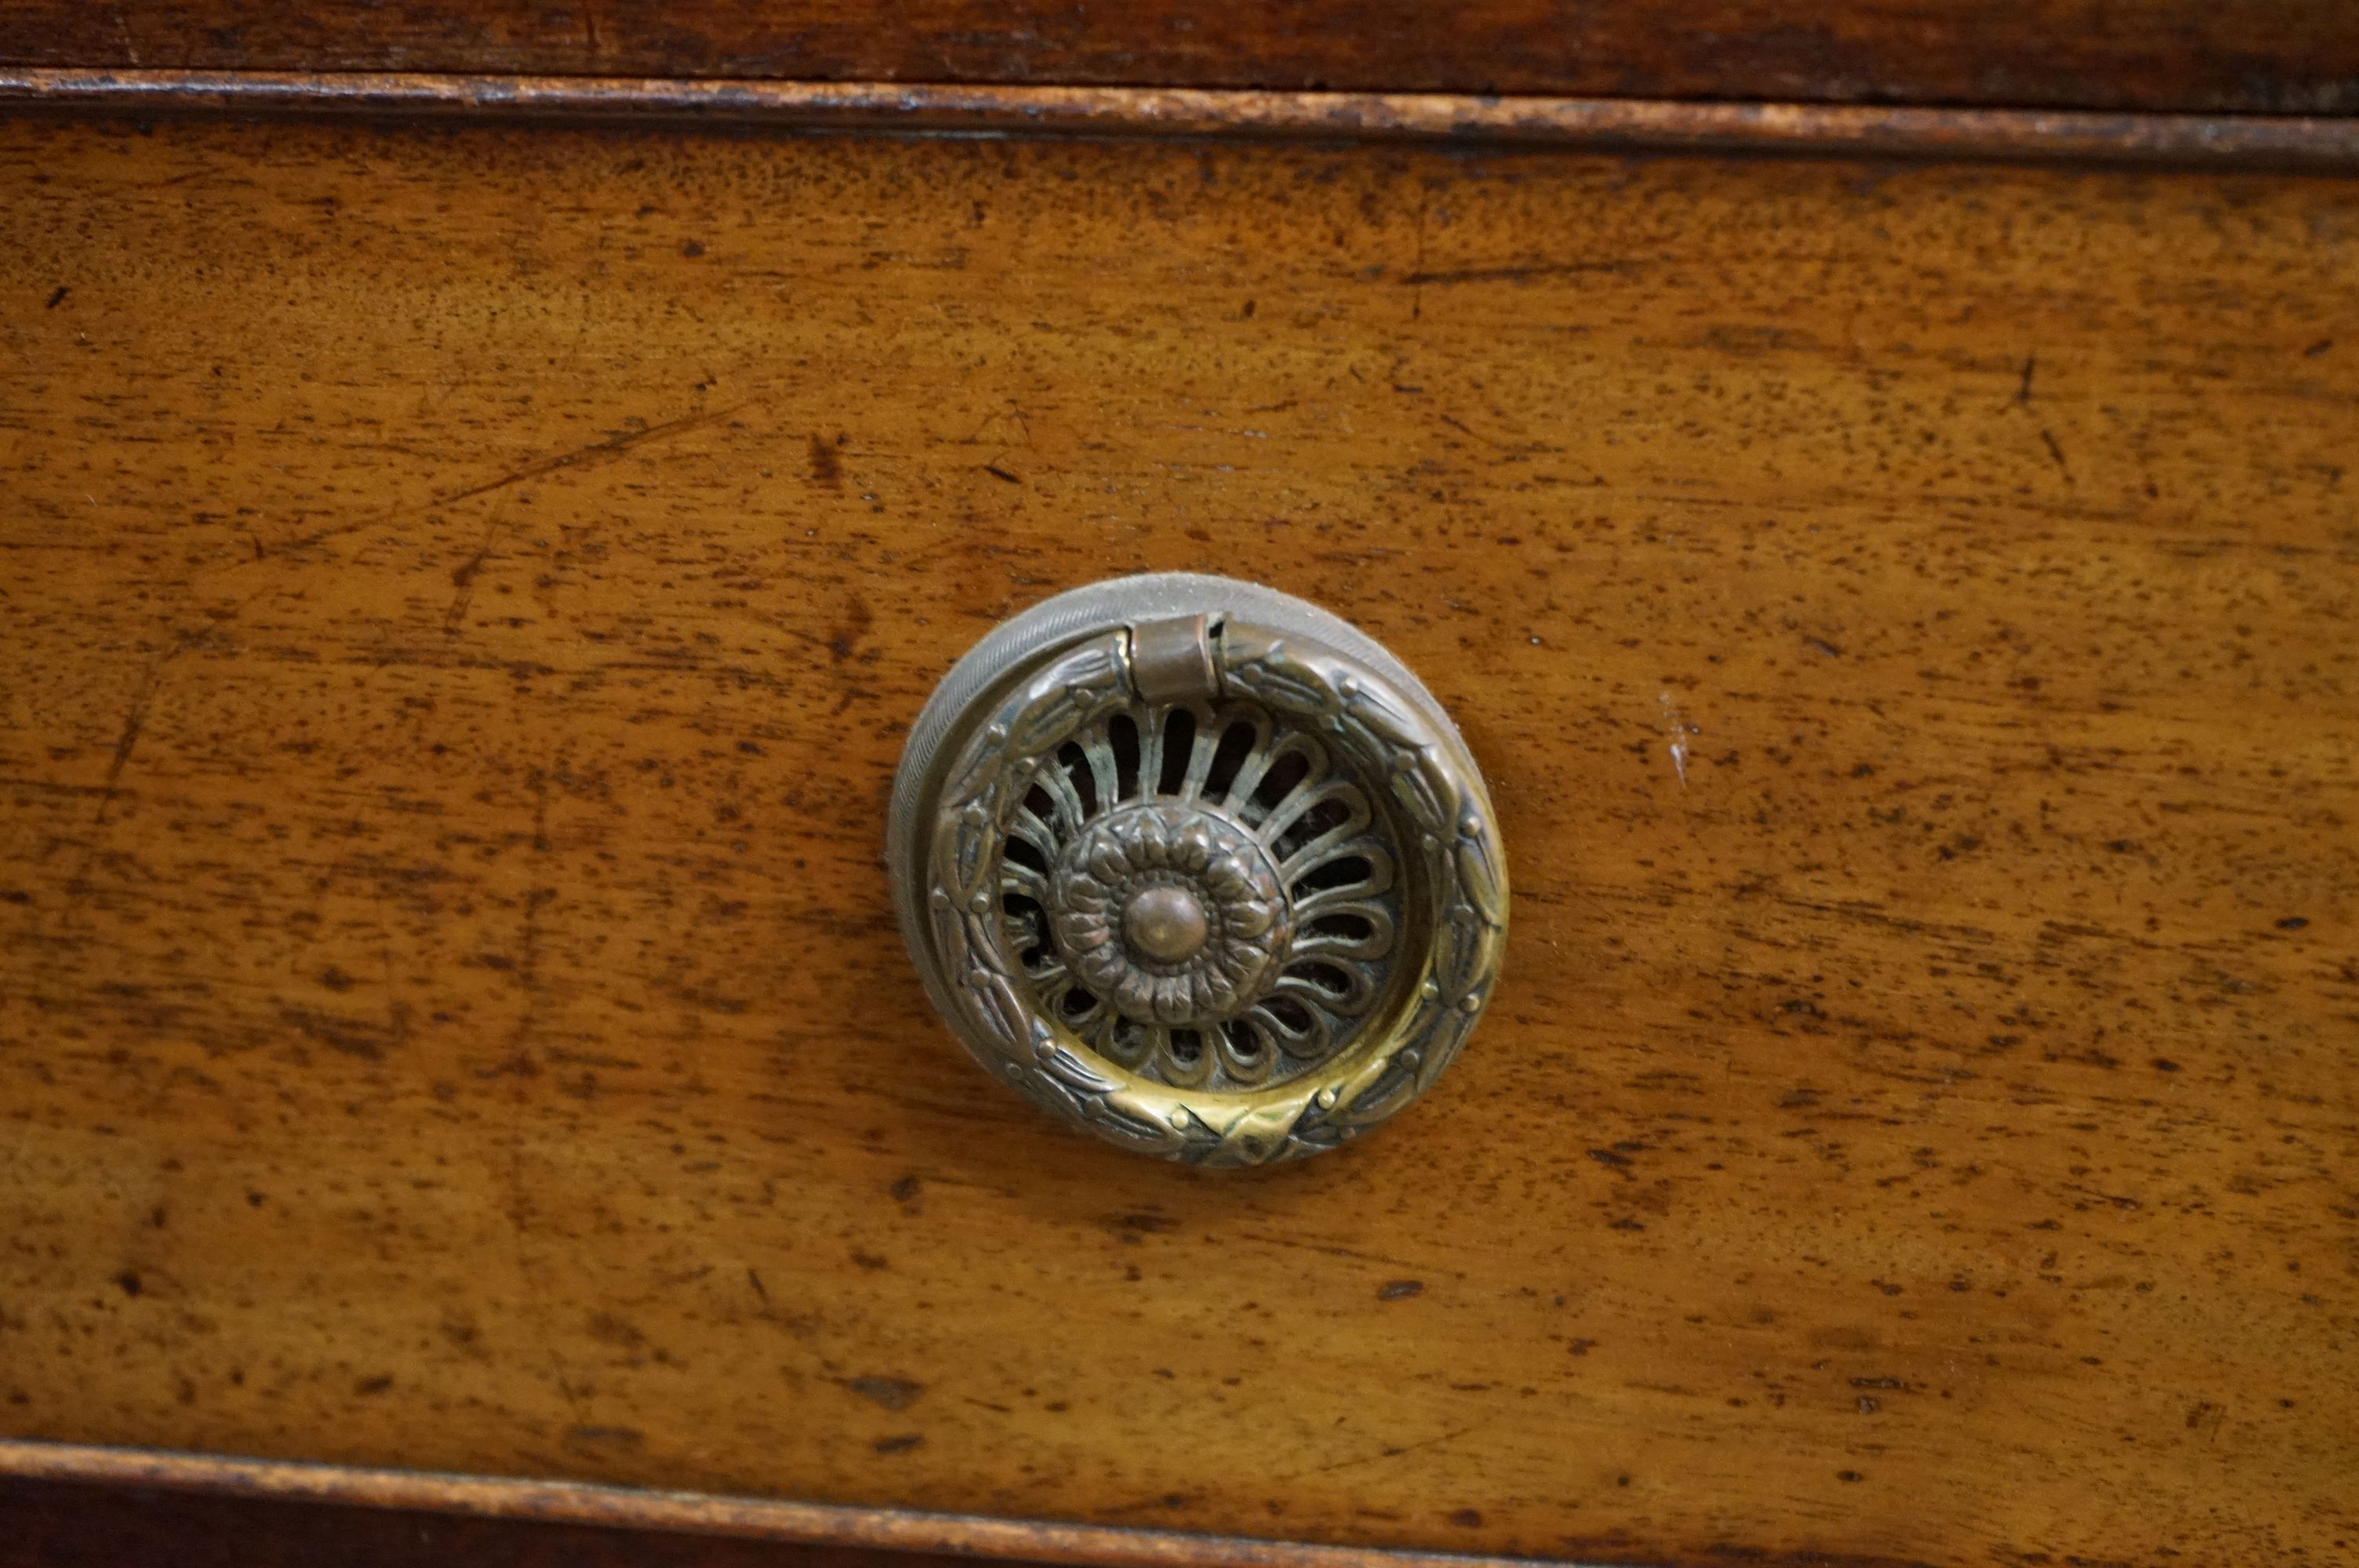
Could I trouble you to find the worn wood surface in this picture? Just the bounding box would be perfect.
[2,114,2356,1568]
[5,0,2359,116]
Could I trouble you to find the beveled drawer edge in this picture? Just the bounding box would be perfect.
[0,1439,1624,1568]
[2,68,2357,172]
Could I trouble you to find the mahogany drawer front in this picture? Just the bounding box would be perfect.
[2,113,2354,1568]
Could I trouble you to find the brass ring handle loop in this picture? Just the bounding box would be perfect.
[888,574,1507,1166]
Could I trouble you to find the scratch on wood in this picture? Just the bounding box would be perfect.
[1230,1229,1440,1276]
[444,521,508,637]
[96,706,148,823]
[437,407,738,511]
[1281,1422,1485,1483]
[2040,426,2073,479]
[1437,412,1523,452]
[245,401,745,566]
[1659,691,1697,785]
[93,634,197,824]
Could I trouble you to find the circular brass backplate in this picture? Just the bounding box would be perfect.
[889,575,1507,1166]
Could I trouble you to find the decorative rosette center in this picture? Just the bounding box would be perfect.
[1049,803,1292,1025]
[1121,884,1210,964]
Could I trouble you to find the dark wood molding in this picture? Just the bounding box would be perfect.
[2,0,2355,118]
[2,69,2357,169]
[3,1472,978,1568]
[0,1442,1568,1568]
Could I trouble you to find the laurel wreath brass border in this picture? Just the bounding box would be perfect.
[889,575,1507,1166]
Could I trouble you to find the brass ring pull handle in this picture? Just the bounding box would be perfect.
[889,575,1507,1166]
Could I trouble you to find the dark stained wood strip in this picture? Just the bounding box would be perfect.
[1,1470,994,1568]
[0,1442,1559,1568]
[1,0,2357,117]
[5,68,2359,169]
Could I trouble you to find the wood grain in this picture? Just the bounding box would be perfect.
[1,114,2355,1568]
[3,0,2359,116]
[10,71,2359,173]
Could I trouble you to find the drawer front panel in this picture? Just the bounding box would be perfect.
[2,115,2354,1568]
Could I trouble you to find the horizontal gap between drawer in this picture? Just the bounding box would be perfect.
[2,67,2357,171]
